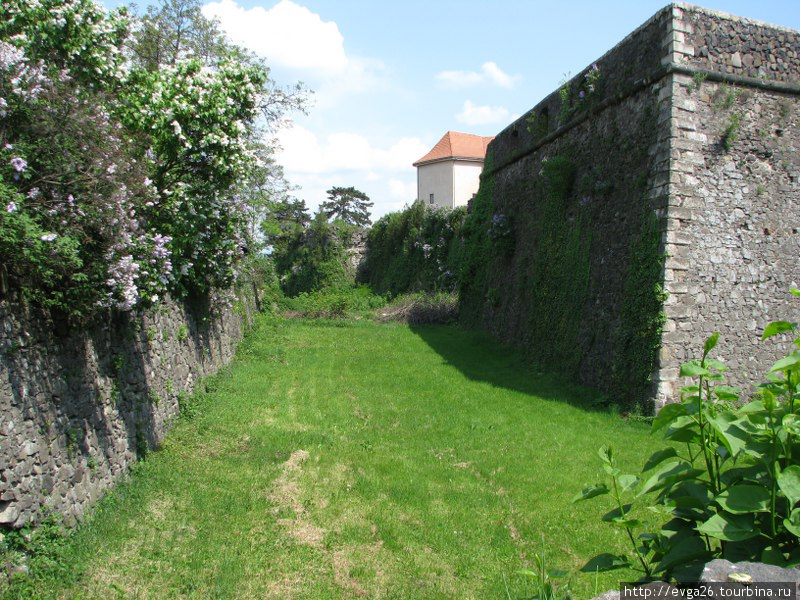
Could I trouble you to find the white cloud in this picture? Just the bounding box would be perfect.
[275,126,428,219]
[202,0,347,73]
[436,61,520,89]
[389,178,417,200]
[277,125,428,174]
[456,100,511,126]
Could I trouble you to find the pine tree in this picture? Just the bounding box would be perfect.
[320,186,373,227]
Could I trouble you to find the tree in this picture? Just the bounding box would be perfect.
[320,186,373,227]
[129,0,227,70]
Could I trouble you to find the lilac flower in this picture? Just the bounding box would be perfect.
[491,213,507,227]
[106,255,141,311]
[579,90,586,99]
[10,156,27,172]
[6,201,17,213]
[40,233,57,242]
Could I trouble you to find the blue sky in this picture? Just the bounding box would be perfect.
[103,0,800,220]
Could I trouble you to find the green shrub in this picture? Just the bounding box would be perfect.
[273,214,359,297]
[0,0,302,320]
[363,201,465,297]
[576,291,800,581]
[280,285,385,319]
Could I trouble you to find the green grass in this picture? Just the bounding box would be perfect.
[5,317,668,599]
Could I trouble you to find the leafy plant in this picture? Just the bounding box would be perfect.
[687,72,707,95]
[576,291,800,581]
[722,113,742,152]
[514,537,572,599]
[364,201,466,297]
[280,285,385,319]
[0,0,304,320]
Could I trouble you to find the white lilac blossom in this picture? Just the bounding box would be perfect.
[106,255,141,311]
[1,0,284,315]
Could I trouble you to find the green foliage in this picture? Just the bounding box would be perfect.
[578,300,800,580]
[264,198,360,296]
[1,513,70,597]
[556,64,601,126]
[272,211,358,297]
[129,0,228,71]
[558,81,573,125]
[514,537,573,600]
[610,211,667,413]
[364,200,465,297]
[279,285,385,319]
[320,186,373,228]
[722,112,742,152]
[714,84,739,111]
[457,153,496,324]
[525,156,591,370]
[0,0,304,320]
[459,154,593,365]
[687,72,707,95]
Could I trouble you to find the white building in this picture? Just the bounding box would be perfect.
[413,131,494,209]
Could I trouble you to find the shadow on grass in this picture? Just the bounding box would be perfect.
[409,323,612,414]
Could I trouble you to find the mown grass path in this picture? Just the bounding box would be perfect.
[22,318,666,599]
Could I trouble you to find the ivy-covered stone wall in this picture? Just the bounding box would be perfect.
[0,288,257,528]
[460,3,800,411]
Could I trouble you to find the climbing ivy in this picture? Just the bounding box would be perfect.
[364,201,465,297]
[459,153,592,371]
[457,152,495,324]
[524,155,592,370]
[610,209,667,413]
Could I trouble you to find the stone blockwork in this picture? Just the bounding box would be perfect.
[468,3,800,409]
[656,4,800,403]
[0,289,255,528]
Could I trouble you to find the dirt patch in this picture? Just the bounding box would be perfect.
[269,450,326,547]
[146,496,173,521]
[267,454,388,596]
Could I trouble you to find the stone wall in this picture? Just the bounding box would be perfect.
[0,287,256,528]
[463,3,800,410]
[657,5,800,402]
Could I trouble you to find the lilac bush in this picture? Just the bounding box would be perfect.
[0,0,297,318]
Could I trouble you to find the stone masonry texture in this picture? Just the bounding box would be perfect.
[0,289,256,528]
[472,3,800,409]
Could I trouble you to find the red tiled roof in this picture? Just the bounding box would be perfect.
[413,131,494,166]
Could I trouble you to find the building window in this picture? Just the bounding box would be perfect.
[429,193,434,205]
